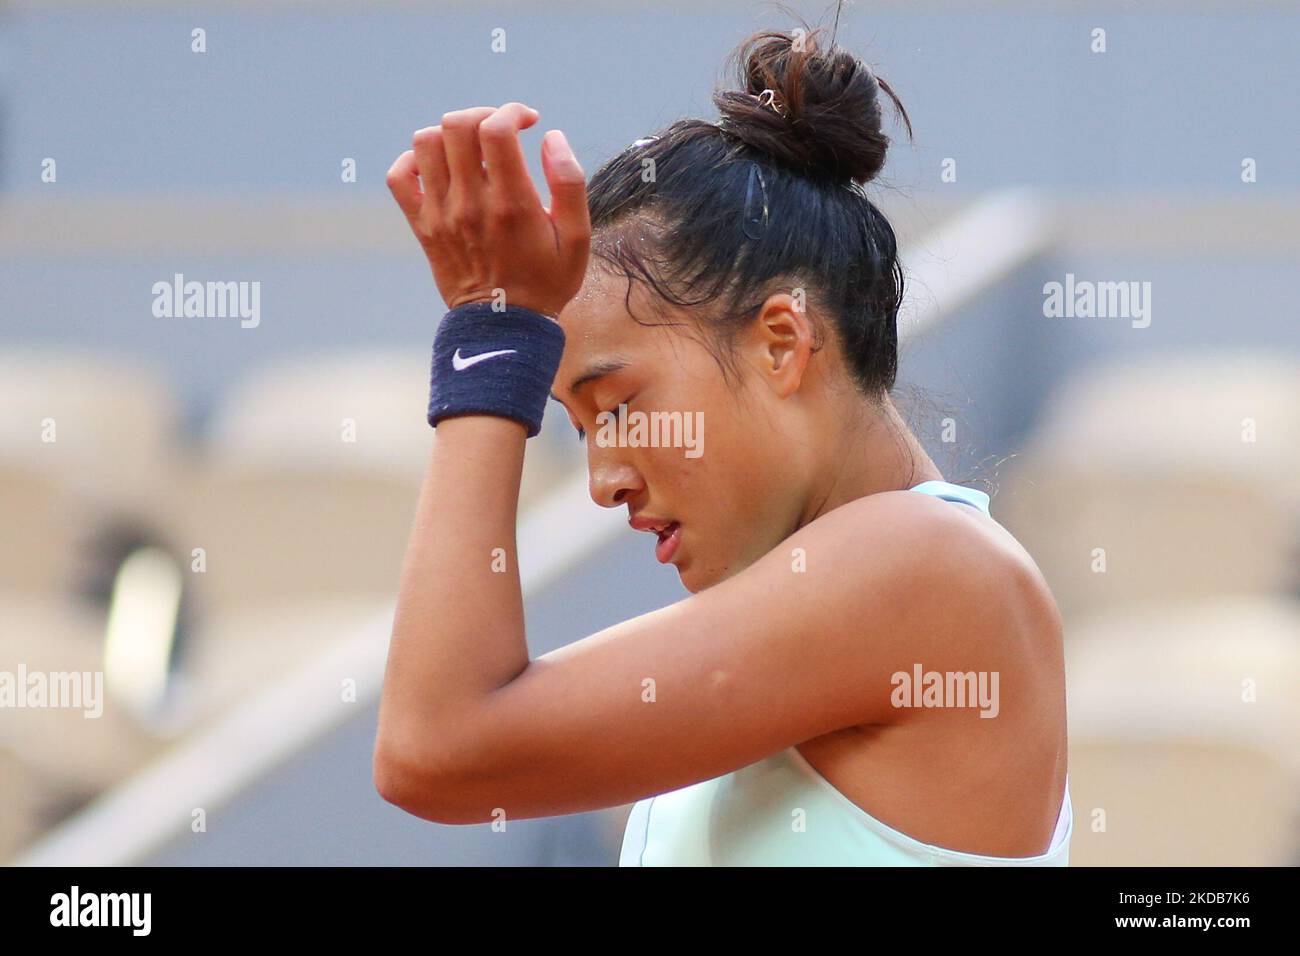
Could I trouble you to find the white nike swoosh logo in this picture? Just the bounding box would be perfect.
[452,348,518,371]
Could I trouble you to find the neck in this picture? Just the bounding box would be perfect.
[799,392,942,528]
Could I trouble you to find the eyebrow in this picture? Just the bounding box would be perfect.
[549,359,631,404]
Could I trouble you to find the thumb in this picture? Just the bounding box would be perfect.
[542,130,591,257]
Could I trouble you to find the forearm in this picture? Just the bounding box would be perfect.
[375,102,588,808]
[377,414,530,770]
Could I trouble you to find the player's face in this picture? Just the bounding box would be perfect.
[555,267,806,592]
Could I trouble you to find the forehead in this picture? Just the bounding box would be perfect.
[559,266,634,341]
[555,265,660,372]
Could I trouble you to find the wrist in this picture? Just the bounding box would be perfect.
[446,292,565,321]
[427,302,566,438]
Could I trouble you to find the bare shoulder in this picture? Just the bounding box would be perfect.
[788,486,1031,583]
[781,490,1068,854]
[787,488,1064,660]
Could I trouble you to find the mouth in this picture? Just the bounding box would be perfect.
[629,515,683,565]
[653,522,682,564]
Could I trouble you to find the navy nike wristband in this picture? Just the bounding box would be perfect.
[427,301,567,438]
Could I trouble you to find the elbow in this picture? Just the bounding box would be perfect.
[373,730,490,825]
[372,741,428,817]
[372,737,457,823]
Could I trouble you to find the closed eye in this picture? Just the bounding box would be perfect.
[578,400,631,442]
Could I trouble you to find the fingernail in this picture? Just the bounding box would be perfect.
[548,130,574,162]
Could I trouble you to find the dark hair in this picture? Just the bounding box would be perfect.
[585,16,913,398]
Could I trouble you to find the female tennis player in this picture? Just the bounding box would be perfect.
[374,23,1071,866]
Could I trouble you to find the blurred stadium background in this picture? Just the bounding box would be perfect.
[1,1,1297,865]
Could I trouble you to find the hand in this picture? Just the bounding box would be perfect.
[387,103,591,319]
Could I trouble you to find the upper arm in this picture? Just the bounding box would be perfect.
[395,491,1000,823]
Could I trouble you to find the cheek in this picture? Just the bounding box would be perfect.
[645,447,702,506]
[689,432,798,566]
[690,406,781,504]
[655,450,756,548]
[643,361,789,548]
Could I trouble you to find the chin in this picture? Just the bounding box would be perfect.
[675,560,707,594]
[675,556,729,594]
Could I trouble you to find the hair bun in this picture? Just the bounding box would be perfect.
[714,28,910,186]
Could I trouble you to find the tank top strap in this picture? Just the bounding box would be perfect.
[907,479,991,516]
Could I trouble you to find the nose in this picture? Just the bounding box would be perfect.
[587,447,645,509]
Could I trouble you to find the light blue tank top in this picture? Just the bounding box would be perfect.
[619,479,1072,866]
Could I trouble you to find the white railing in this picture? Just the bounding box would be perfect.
[897,187,1055,341]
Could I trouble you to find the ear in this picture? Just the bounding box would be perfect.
[741,292,814,398]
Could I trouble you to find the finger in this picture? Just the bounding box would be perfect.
[479,102,543,216]
[440,106,497,209]
[385,149,423,222]
[411,126,449,210]
[541,129,591,259]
